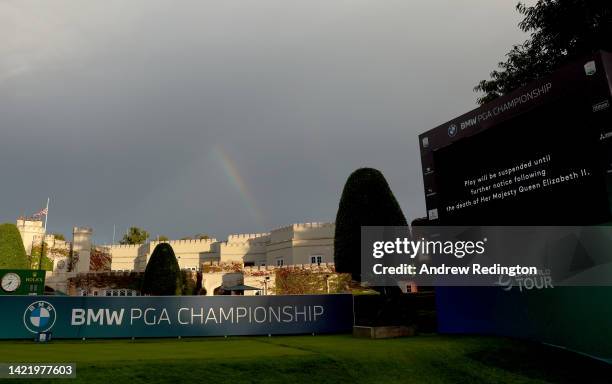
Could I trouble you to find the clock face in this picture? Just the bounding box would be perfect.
[1,273,21,292]
[57,260,66,270]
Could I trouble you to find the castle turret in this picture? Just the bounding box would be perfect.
[15,218,45,255]
[73,227,93,273]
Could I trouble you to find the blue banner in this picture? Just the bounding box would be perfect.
[0,294,354,339]
[436,287,612,363]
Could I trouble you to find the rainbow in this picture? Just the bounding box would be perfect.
[211,144,266,228]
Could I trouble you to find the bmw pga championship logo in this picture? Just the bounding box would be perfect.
[448,124,457,137]
[23,301,56,333]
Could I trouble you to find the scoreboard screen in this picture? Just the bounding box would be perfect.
[420,52,612,363]
[420,51,612,225]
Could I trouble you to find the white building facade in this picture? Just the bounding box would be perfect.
[105,222,335,272]
[15,219,336,294]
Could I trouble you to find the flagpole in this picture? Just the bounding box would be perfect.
[38,198,49,271]
[43,197,50,232]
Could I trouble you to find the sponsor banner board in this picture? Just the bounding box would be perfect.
[0,294,353,339]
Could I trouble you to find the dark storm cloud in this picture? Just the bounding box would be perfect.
[0,0,526,242]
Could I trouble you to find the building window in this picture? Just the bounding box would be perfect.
[311,255,322,265]
[103,288,139,297]
[276,258,284,267]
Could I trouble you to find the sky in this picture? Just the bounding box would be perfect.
[0,0,528,244]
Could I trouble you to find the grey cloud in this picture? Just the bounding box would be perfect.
[0,0,526,242]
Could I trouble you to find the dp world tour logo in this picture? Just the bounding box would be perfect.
[448,124,457,137]
[23,301,56,333]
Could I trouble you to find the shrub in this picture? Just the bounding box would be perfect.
[141,243,182,295]
[334,168,407,281]
[0,223,29,269]
[275,269,351,295]
[181,270,199,295]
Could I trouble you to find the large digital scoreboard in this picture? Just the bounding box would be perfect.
[420,51,612,225]
[419,51,612,362]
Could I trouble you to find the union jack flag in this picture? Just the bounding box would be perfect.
[32,207,48,217]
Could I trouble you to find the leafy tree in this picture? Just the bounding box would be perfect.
[52,233,65,241]
[157,235,169,242]
[0,223,29,269]
[475,1,612,104]
[120,227,149,245]
[334,168,407,281]
[141,243,182,295]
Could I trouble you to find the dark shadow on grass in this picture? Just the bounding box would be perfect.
[467,338,612,384]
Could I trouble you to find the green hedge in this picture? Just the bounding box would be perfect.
[0,223,29,269]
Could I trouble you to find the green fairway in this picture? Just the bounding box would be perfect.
[0,335,609,383]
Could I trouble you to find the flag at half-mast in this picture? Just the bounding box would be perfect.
[32,207,48,218]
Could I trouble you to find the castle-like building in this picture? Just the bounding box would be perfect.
[15,218,336,295]
[108,222,334,272]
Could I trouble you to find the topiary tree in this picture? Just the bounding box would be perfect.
[0,223,29,269]
[334,168,407,281]
[141,243,182,295]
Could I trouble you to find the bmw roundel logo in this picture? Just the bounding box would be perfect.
[448,124,457,137]
[23,301,56,333]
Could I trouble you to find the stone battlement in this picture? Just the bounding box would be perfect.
[295,222,334,228]
[104,238,218,249]
[105,243,142,249]
[227,233,269,241]
[221,240,268,248]
[161,238,217,245]
[73,226,93,234]
[16,218,43,227]
[271,222,333,232]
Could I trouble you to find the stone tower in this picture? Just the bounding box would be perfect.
[15,218,45,255]
[73,227,93,273]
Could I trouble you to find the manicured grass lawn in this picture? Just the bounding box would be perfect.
[0,334,609,383]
